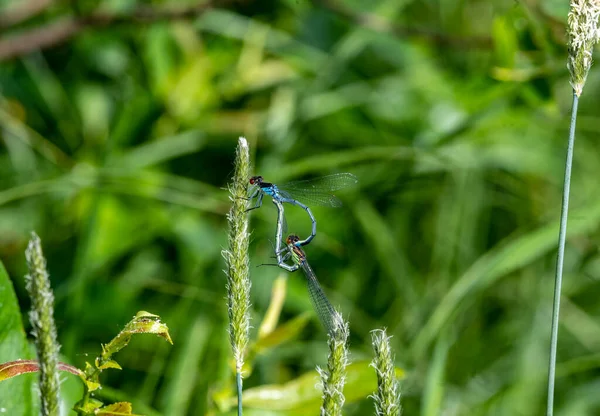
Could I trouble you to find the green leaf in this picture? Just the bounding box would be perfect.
[241,314,312,378]
[96,360,122,371]
[83,195,160,271]
[353,198,416,303]
[114,130,207,169]
[74,397,104,414]
[97,401,134,415]
[492,16,518,68]
[99,311,173,362]
[0,261,38,415]
[270,146,413,181]
[422,333,451,416]
[160,316,211,416]
[254,313,311,353]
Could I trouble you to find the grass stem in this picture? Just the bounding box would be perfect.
[546,92,578,416]
[237,371,243,416]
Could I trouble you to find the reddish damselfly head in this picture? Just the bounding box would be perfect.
[286,234,300,245]
[249,176,263,185]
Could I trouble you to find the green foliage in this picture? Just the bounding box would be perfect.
[0,261,38,415]
[74,311,173,415]
[1,0,600,414]
[0,311,172,415]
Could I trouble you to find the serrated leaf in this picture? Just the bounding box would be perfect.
[100,311,173,362]
[0,261,38,415]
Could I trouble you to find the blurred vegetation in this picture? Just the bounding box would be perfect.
[1,0,600,414]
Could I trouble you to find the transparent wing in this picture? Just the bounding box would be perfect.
[301,261,336,336]
[283,173,358,192]
[278,173,358,207]
[278,189,343,207]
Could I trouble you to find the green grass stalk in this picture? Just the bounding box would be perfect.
[223,137,252,416]
[25,232,61,416]
[548,2,599,414]
[547,92,577,416]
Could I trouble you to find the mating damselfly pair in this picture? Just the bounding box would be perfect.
[246,173,357,336]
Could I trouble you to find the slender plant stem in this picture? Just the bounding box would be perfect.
[546,91,578,416]
[237,371,243,416]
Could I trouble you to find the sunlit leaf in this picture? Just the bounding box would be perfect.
[100,311,173,361]
[97,401,134,415]
[0,261,38,415]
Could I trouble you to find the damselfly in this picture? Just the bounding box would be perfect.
[247,173,357,246]
[278,233,339,336]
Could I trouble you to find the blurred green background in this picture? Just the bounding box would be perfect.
[1,0,600,415]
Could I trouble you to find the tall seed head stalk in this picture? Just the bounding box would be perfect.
[25,232,61,416]
[319,312,349,416]
[370,329,401,416]
[222,137,252,373]
[545,4,599,414]
[567,0,600,96]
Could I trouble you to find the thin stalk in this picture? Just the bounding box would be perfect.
[549,1,600,413]
[546,92,578,416]
[237,371,243,415]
